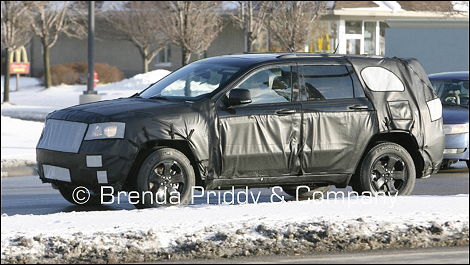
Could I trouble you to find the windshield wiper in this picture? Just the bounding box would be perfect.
[130,93,141,98]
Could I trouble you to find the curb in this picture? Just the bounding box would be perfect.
[1,164,37,177]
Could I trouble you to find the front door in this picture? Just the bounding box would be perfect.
[218,64,302,178]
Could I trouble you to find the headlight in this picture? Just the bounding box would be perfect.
[84,122,126,140]
[443,123,469,135]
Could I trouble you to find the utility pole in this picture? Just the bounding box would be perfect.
[79,1,101,104]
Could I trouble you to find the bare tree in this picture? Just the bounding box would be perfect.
[104,1,169,73]
[263,1,328,52]
[29,1,87,88]
[231,1,269,52]
[1,1,33,103]
[155,1,224,66]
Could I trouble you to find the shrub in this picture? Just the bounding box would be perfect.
[44,62,125,86]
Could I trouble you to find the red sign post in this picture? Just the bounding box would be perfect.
[9,46,30,91]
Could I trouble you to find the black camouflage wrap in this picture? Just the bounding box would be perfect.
[346,56,444,174]
[37,54,444,192]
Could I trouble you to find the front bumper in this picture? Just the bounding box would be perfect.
[37,139,138,193]
[443,132,469,160]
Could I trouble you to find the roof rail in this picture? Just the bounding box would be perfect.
[276,53,343,59]
[227,51,288,55]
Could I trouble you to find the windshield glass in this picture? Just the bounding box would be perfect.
[430,79,469,107]
[139,62,243,100]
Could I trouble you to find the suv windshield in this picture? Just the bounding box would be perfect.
[430,79,469,108]
[139,62,243,100]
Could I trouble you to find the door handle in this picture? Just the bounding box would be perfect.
[349,105,369,110]
[276,109,296,115]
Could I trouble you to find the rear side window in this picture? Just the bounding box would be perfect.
[361,67,405,92]
[301,65,361,100]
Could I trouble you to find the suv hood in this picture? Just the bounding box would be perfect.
[442,107,469,124]
[47,97,192,123]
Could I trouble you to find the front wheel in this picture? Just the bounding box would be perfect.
[353,143,416,196]
[133,148,195,209]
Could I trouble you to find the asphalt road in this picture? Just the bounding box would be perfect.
[1,162,468,216]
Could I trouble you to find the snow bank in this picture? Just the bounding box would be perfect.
[1,70,171,109]
[1,195,468,263]
[1,116,44,164]
[100,69,171,91]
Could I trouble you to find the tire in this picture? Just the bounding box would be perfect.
[282,185,331,199]
[58,184,112,206]
[133,147,195,209]
[353,142,416,196]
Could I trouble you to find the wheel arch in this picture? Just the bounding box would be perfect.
[350,131,424,186]
[123,140,203,191]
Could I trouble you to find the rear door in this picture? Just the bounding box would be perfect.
[299,63,377,175]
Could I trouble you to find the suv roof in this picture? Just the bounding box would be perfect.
[198,52,388,67]
[224,52,385,59]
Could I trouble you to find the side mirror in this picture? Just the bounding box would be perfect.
[224,89,252,106]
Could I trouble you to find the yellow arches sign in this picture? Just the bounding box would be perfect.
[9,46,30,74]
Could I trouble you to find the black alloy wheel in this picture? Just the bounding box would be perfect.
[134,148,195,208]
[369,154,408,195]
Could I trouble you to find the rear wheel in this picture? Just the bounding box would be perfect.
[353,142,416,196]
[133,147,195,209]
[282,185,331,199]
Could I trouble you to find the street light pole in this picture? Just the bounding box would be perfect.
[79,1,101,104]
[87,0,95,94]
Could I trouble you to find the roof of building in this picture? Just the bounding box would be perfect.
[333,1,457,12]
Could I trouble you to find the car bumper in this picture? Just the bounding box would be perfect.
[36,139,137,193]
[443,133,469,160]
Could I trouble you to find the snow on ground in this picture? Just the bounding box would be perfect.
[1,195,468,263]
[1,70,170,110]
[1,71,170,167]
[1,116,43,163]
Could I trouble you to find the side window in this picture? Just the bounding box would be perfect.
[361,67,405,92]
[347,66,366,98]
[236,66,292,104]
[302,65,355,100]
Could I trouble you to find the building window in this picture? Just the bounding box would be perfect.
[379,22,386,56]
[155,46,171,67]
[364,21,376,55]
[345,21,362,34]
[309,20,337,53]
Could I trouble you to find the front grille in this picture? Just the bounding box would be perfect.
[37,119,88,153]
